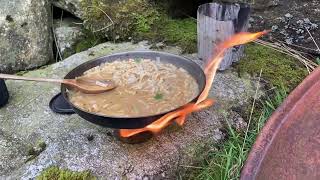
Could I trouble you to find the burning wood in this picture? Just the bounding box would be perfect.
[120,30,269,138]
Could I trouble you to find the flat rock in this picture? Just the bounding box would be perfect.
[0,0,53,73]
[0,42,258,179]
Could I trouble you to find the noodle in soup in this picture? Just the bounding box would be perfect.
[69,58,199,117]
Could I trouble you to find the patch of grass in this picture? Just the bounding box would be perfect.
[36,166,96,180]
[183,87,287,180]
[235,44,308,91]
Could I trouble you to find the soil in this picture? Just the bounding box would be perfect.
[249,0,320,56]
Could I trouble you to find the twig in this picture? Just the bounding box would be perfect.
[274,38,319,53]
[253,39,318,72]
[179,165,205,169]
[51,5,63,62]
[305,27,320,52]
[86,6,114,32]
[72,22,84,25]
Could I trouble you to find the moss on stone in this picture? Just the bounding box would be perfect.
[80,0,159,41]
[26,140,47,162]
[135,13,197,53]
[36,166,96,180]
[156,17,197,53]
[75,30,105,53]
[235,44,308,91]
[80,0,197,53]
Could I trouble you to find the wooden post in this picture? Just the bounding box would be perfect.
[197,3,250,70]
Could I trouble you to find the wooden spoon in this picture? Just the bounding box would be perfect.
[0,74,116,94]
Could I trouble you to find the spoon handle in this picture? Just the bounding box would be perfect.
[0,74,64,84]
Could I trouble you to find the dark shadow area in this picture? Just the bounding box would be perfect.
[52,5,80,20]
[162,0,213,18]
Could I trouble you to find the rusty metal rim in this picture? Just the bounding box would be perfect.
[240,67,320,180]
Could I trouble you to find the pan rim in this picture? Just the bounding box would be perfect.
[61,50,206,119]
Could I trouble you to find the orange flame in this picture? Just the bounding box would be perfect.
[120,30,269,138]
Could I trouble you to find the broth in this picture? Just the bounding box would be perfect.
[69,58,199,117]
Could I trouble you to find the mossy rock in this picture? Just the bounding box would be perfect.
[235,44,308,91]
[80,0,197,53]
[156,17,197,53]
[135,14,197,53]
[80,0,159,41]
[36,166,96,180]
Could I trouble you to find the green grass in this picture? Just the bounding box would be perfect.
[184,87,288,180]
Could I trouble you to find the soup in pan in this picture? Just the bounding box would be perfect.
[69,58,199,117]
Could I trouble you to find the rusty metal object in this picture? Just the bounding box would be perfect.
[241,67,320,180]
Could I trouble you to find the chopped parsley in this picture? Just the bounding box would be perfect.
[154,92,163,100]
[134,58,142,63]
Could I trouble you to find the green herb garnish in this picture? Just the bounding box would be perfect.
[154,92,163,100]
[134,58,142,63]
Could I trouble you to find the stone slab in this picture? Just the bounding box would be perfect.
[0,42,257,179]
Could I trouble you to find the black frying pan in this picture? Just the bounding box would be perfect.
[61,51,206,129]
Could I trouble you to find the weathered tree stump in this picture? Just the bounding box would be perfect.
[197,3,250,70]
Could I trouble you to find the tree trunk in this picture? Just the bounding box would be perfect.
[197,2,250,70]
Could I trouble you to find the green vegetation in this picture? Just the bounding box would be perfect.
[183,87,288,180]
[36,166,96,180]
[75,30,105,53]
[316,57,320,65]
[235,44,308,91]
[81,0,159,41]
[149,17,197,53]
[134,58,142,63]
[26,141,47,162]
[154,92,164,100]
[79,0,197,53]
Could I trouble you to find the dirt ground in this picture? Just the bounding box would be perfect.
[249,0,320,55]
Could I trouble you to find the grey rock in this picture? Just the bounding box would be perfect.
[296,20,304,25]
[303,18,311,24]
[285,13,293,19]
[271,25,278,32]
[225,111,247,133]
[310,23,318,30]
[285,37,293,44]
[222,0,281,10]
[0,0,53,73]
[280,30,288,36]
[252,0,280,9]
[53,18,84,59]
[296,29,304,34]
[0,42,260,179]
[0,130,27,176]
[52,0,83,18]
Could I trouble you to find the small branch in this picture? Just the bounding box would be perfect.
[305,27,320,52]
[253,39,318,72]
[179,165,205,169]
[86,6,114,33]
[51,5,63,62]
